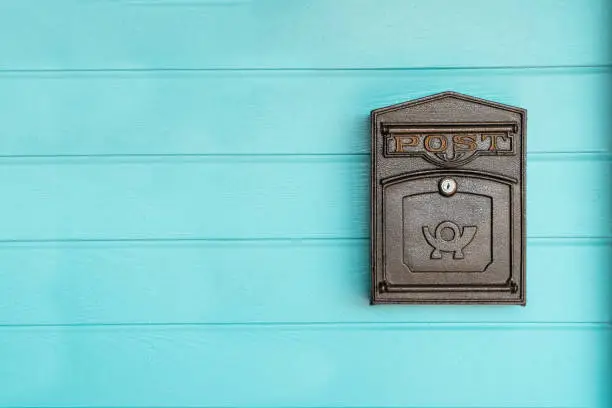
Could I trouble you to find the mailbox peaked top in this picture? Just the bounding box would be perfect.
[371,91,526,116]
[371,91,526,167]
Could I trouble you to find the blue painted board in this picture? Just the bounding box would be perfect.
[0,69,609,155]
[0,0,609,69]
[0,157,608,240]
[0,327,609,407]
[0,240,608,325]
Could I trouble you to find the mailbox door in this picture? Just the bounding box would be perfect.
[382,171,518,301]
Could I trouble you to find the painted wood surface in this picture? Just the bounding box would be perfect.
[0,241,609,325]
[0,0,610,69]
[0,158,608,239]
[0,69,609,155]
[0,327,609,407]
[0,1,610,407]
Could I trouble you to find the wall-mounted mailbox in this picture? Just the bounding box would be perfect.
[371,92,526,304]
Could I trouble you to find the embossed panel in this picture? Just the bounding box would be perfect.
[371,92,526,304]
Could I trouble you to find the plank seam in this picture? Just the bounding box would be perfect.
[0,406,585,408]
[0,236,607,246]
[0,64,609,74]
[0,322,609,330]
[0,152,607,162]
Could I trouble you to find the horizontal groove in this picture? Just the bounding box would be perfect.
[528,236,612,246]
[0,152,607,163]
[0,405,596,408]
[0,64,609,74]
[122,0,252,5]
[0,237,366,245]
[118,0,252,5]
[527,151,612,161]
[0,322,609,330]
[0,153,368,162]
[0,236,607,247]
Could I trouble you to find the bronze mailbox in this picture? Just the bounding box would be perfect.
[371,92,526,304]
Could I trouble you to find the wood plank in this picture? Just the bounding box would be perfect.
[0,0,609,69]
[0,240,608,325]
[0,157,608,240]
[0,326,608,407]
[0,69,609,155]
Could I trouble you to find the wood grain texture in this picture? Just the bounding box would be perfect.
[0,327,609,407]
[0,68,609,155]
[0,240,608,325]
[0,1,609,407]
[0,0,609,69]
[0,156,608,240]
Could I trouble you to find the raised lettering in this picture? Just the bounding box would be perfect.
[452,134,477,151]
[393,135,420,152]
[424,135,447,152]
[481,133,509,151]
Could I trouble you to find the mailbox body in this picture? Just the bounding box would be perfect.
[371,92,526,304]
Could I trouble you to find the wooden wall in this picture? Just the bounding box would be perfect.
[0,1,610,407]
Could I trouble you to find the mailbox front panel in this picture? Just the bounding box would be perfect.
[371,92,526,304]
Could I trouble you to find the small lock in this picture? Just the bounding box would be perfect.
[439,178,457,196]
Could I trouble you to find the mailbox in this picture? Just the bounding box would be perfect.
[371,92,526,304]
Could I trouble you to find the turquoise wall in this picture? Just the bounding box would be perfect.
[0,1,610,407]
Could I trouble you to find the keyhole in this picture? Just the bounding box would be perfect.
[439,178,457,196]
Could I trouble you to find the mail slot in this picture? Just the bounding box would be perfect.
[371,92,526,304]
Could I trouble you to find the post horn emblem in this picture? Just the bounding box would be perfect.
[422,221,477,260]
